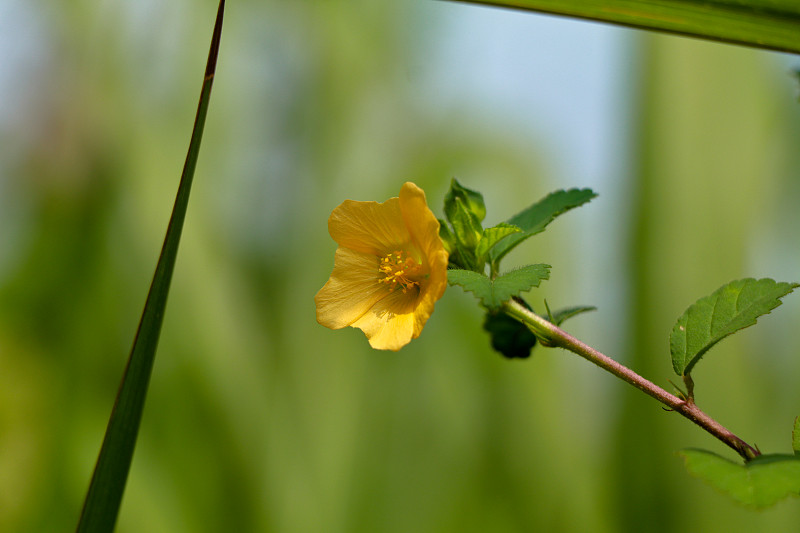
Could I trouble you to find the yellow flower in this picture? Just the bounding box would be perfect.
[315,182,449,351]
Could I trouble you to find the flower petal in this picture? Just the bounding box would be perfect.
[315,247,390,329]
[351,289,418,351]
[412,248,449,337]
[328,196,410,256]
[399,182,445,272]
[399,182,449,336]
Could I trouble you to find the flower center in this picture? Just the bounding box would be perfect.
[378,250,423,293]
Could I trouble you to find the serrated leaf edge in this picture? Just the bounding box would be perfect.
[671,278,799,376]
[447,265,550,310]
[489,188,597,266]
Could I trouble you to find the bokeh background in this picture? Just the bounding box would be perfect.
[2,1,800,531]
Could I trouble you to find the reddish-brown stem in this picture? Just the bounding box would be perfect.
[503,299,759,461]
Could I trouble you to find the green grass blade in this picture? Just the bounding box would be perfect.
[447,0,800,54]
[75,2,225,532]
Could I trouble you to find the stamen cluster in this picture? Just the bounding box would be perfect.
[379,250,421,293]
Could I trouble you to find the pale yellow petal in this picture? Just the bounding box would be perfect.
[315,247,390,329]
[399,182,445,270]
[412,248,449,337]
[398,182,449,337]
[328,197,410,256]
[351,289,418,351]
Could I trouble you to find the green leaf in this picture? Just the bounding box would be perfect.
[447,269,493,305]
[447,198,483,271]
[680,449,800,508]
[475,223,522,263]
[483,307,538,359]
[75,3,226,532]
[448,264,550,310]
[670,278,798,376]
[439,217,475,271]
[438,218,455,255]
[488,188,596,267]
[449,1,800,55]
[793,416,800,456]
[444,178,486,222]
[550,305,597,326]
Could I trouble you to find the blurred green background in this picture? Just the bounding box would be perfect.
[1,1,799,531]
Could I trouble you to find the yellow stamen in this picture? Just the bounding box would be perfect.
[378,250,422,293]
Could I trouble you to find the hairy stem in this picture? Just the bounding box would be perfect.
[503,299,760,462]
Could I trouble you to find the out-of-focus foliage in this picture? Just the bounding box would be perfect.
[612,32,800,531]
[0,1,799,532]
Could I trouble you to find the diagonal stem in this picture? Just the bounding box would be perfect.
[503,298,760,462]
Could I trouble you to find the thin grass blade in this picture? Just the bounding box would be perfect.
[75,2,225,531]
